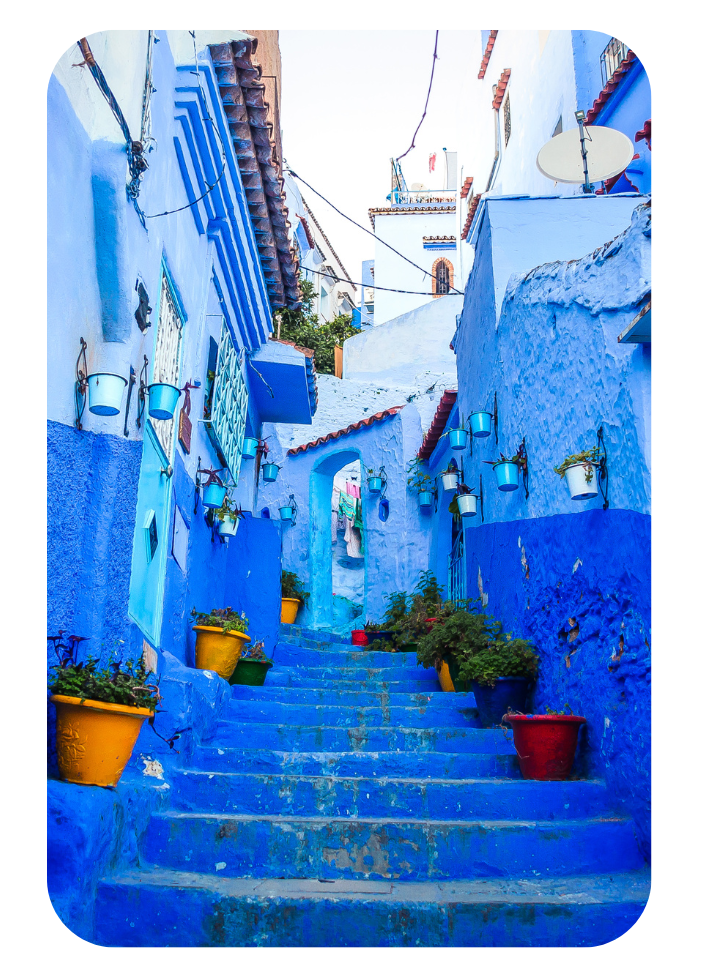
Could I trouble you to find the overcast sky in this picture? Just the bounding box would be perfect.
[279,30,481,287]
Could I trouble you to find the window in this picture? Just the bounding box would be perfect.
[600,37,629,86]
[435,260,451,295]
[151,269,183,457]
[503,93,511,147]
[208,321,249,486]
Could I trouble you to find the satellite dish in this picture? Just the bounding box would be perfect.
[410,182,427,191]
[537,126,634,184]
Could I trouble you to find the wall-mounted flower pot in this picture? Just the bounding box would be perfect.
[230,659,273,686]
[262,463,280,483]
[449,428,468,450]
[418,490,433,508]
[493,461,520,492]
[147,382,181,420]
[242,437,258,459]
[202,482,227,509]
[193,625,250,680]
[87,373,127,416]
[50,694,153,788]
[469,411,492,438]
[351,629,369,646]
[456,493,478,517]
[281,598,300,624]
[473,677,531,728]
[441,471,459,491]
[368,476,383,493]
[279,505,293,521]
[564,462,599,501]
[218,516,239,538]
[506,713,586,780]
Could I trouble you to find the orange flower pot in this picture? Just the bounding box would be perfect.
[436,661,455,692]
[281,598,301,624]
[193,625,250,679]
[50,694,153,788]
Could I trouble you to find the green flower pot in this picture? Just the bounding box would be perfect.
[229,660,273,686]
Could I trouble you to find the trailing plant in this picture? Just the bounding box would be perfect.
[49,641,162,711]
[553,447,601,482]
[281,570,310,606]
[406,455,433,493]
[240,640,272,663]
[191,607,250,635]
[276,278,361,375]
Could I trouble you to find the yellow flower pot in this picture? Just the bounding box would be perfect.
[50,695,153,788]
[436,661,456,692]
[193,625,250,679]
[281,598,301,624]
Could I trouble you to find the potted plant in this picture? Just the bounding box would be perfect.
[468,410,492,439]
[452,482,478,518]
[261,460,281,483]
[391,573,453,653]
[416,605,485,693]
[242,437,259,459]
[191,607,250,679]
[554,447,601,501]
[440,462,459,492]
[146,382,181,420]
[407,457,434,508]
[484,449,526,492]
[351,628,369,647]
[367,469,383,493]
[445,415,469,450]
[505,706,586,780]
[86,373,128,416]
[455,618,538,727]
[230,641,274,686]
[281,570,309,624]
[214,499,244,538]
[364,620,395,643]
[49,642,161,788]
[200,469,228,509]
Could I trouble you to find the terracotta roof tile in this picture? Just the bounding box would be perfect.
[635,118,651,149]
[461,193,482,241]
[460,176,474,199]
[418,390,458,459]
[492,68,511,110]
[368,205,455,230]
[585,51,638,125]
[478,31,498,79]
[287,406,404,456]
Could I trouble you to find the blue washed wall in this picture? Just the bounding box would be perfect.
[449,199,650,855]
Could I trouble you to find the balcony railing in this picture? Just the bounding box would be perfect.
[600,37,629,86]
[390,189,456,207]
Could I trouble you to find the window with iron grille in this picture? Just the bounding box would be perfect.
[600,37,629,86]
[435,260,451,295]
[448,528,465,604]
[151,270,183,457]
[208,320,249,486]
[503,92,511,147]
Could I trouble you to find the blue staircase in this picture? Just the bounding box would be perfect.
[94,626,650,946]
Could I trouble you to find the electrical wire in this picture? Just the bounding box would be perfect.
[396,31,440,163]
[299,266,452,296]
[286,169,463,295]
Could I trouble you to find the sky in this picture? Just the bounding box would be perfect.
[279,30,482,287]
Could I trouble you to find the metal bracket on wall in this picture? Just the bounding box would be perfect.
[518,436,529,499]
[136,355,149,429]
[596,425,610,510]
[288,494,298,528]
[378,465,388,497]
[194,456,201,515]
[123,365,137,437]
[479,472,485,522]
[74,337,88,429]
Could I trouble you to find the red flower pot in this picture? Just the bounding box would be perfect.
[424,618,439,633]
[506,714,586,780]
[351,630,368,646]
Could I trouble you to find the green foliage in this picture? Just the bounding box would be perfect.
[553,447,601,480]
[214,498,244,522]
[281,570,310,605]
[457,636,539,688]
[365,639,397,652]
[385,572,453,647]
[276,278,360,375]
[484,449,527,468]
[447,484,477,520]
[364,620,383,631]
[49,642,161,711]
[381,591,409,628]
[240,640,272,663]
[544,704,574,716]
[406,456,433,493]
[191,607,250,635]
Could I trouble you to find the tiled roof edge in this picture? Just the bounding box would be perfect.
[287,406,404,456]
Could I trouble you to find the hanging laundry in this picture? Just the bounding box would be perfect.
[346,481,361,500]
[429,152,436,173]
[338,491,357,522]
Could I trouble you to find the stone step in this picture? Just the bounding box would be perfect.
[95,868,650,946]
[279,625,357,647]
[191,747,521,779]
[168,770,609,820]
[273,643,419,669]
[264,665,436,683]
[141,812,645,881]
[229,686,467,708]
[222,700,479,729]
[264,674,441,693]
[208,721,514,753]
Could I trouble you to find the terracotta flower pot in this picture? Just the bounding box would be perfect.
[505,713,586,780]
[193,625,250,679]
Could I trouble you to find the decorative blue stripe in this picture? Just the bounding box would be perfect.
[172,136,205,235]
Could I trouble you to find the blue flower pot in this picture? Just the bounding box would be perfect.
[418,490,433,508]
[86,373,127,416]
[202,482,226,509]
[449,428,468,450]
[262,463,280,483]
[473,677,532,728]
[493,461,519,491]
[279,505,293,521]
[242,437,258,459]
[469,411,492,438]
[147,383,181,421]
[368,476,382,493]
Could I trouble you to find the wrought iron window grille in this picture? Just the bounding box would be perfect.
[600,37,629,86]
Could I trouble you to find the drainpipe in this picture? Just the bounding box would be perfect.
[486,86,503,192]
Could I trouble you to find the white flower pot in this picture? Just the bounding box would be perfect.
[441,472,459,491]
[456,493,478,517]
[218,516,239,537]
[564,462,599,500]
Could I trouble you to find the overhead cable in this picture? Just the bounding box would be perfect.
[396,31,440,163]
[299,266,452,296]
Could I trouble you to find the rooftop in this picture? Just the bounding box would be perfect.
[287,406,404,456]
[417,390,458,459]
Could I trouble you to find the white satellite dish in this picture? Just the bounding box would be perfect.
[537,125,634,184]
[410,182,428,191]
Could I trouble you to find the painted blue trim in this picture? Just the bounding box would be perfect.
[172,136,205,235]
[210,267,240,352]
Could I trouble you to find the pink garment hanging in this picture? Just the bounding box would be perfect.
[346,482,361,499]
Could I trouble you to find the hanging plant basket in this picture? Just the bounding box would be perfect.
[469,411,492,438]
[564,462,599,501]
[493,461,520,492]
[506,713,586,780]
[418,490,434,508]
[218,515,239,538]
[87,373,127,416]
[242,437,258,459]
[456,492,478,517]
[279,505,293,521]
[449,428,468,450]
[262,463,280,483]
[441,471,459,491]
[147,382,181,421]
[368,476,383,493]
[202,482,227,509]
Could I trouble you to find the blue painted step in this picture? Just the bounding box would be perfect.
[229,686,466,708]
[261,665,439,683]
[272,643,420,668]
[141,812,644,881]
[222,700,479,729]
[95,868,650,947]
[168,770,609,820]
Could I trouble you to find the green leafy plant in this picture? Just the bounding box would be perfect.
[553,447,601,482]
[214,498,245,522]
[381,591,409,628]
[49,641,162,711]
[365,639,397,652]
[544,704,574,715]
[281,570,310,605]
[442,461,459,474]
[191,607,250,634]
[364,620,383,632]
[407,456,433,493]
[388,572,454,648]
[239,640,272,663]
[276,278,361,375]
[484,449,526,469]
[448,483,477,519]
